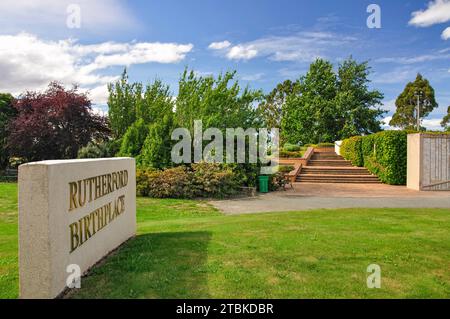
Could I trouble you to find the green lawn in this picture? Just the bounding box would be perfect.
[1,183,449,298]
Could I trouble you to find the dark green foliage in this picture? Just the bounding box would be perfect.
[341,131,408,185]
[442,106,450,131]
[77,140,119,159]
[281,57,385,145]
[140,114,174,169]
[118,119,149,158]
[258,79,299,129]
[340,136,364,167]
[0,93,16,169]
[390,74,438,130]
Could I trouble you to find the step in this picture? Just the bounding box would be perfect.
[311,157,343,160]
[298,172,378,180]
[307,160,353,167]
[295,179,382,184]
[302,167,371,173]
[301,170,373,175]
[297,175,380,182]
[311,153,342,159]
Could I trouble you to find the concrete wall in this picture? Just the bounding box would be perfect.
[19,158,136,298]
[407,133,450,191]
[335,141,342,156]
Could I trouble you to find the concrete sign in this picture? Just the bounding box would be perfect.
[19,158,136,298]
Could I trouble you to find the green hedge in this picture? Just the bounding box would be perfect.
[340,136,364,167]
[341,131,408,185]
[282,143,301,152]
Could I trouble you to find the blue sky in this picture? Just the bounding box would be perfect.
[0,0,449,129]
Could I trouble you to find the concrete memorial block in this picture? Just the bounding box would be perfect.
[19,158,136,299]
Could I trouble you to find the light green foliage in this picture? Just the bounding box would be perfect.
[340,136,364,167]
[390,74,438,130]
[176,69,262,132]
[341,131,408,185]
[283,143,301,152]
[107,70,142,138]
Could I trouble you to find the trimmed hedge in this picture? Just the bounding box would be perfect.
[341,131,408,185]
[340,136,364,167]
[283,143,301,152]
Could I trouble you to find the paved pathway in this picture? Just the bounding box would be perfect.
[210,183,450,214]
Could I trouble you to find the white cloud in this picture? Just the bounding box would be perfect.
[422,118,446,130]
[376,52,450,64]
[226,45,258,60]
[218,31,356,62]
[0,33,193,104]
[241,73,265,81]
[381,116,445,131]
[409,0,450,27]
[442,27,450,40]
[373,67,418,84]
[0,0,138,34]
[382,99,397,112]
[208,41,231,50]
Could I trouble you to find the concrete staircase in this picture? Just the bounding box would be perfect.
[296,149,381,184]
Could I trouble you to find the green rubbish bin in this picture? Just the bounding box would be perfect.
[258,175,269,193]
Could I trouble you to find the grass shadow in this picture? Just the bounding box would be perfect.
[71,231,212,299]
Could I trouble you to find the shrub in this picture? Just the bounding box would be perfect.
[340,136,364,167]
[317,142,335,147]
[136,163,241,198]
[191,163,239,198]
[280,150,303,158]
[283,143,301,152]
[137,166,192,198]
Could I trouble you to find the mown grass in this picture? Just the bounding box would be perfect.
[0,183,449,298]
[0,183,19,299]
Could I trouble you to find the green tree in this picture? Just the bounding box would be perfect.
[335,58,385,138]
[118,118,149,158]
[138,79,174,125]
[258,80,299,129]
[281,58,385,144]
[176,69,262,132]
[441,106,450,131]
[281,58,338,144]
[108,69,142,138]
[140,113,175,169]
[0,93,16,169]
[389,74,438,130]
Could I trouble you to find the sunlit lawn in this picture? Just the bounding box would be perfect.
[0,183,449,298]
